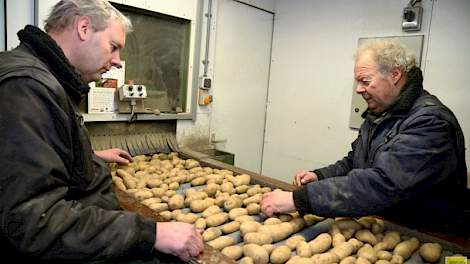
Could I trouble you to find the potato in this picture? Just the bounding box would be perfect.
[246,203,260,214]
[243,193,262,206]
[148,203,168,213]
[207,235,235,250]
[236,184,249,193]
[221,221,241,234]
[377,250,393,261]
[235,215,254,223]
[220,182,235,194]
[224,197,242,211]
[247,186,262,196]
[372,219,385,234]
[357,244,377,263]
[190,176,206,186]
[419,242,442,263]
[229,208,248,220]
[279,214,293,222]
[244,232,273,245]
[194,218,206,229]
[203,182,219,197]
[285,235,305,250]
[308,233,332,254]
[113,178,127,191]
[355,256,372,264]
[221,245,243,260]
[381,231,401,250]
[296,241,312,257]
[303,214,324,225]
[339,256,356,264]
[202,205,221,218]
[330,240,355,260]
[393,237,419,260]
[175,213,198,224]
[240,221,261,236]
[239,256,254,264]
[347,238,363,250]
[262,244,275,254]
[376,260,391,264]
[151,187,166,197]
[270,245,291,264]
[335,219,362,231]
[202,227,222,242]
[258,222,293,242]
[158,210,172,221]
[168,194,184,210]
[289,218,305,233]
[141,197,162,206]
[311,252,340,264]
[190,198,215,213]
[243,243,269,264]
[355,229,378,245]
[171,209,182,220]
[233,174,251,186]
[206,212,229,227]
[390,254,404,264]
[184,159,200,169]
[133,189,153,201]
[264,217,282,225]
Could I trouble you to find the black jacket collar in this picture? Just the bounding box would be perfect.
[17,25,89,104]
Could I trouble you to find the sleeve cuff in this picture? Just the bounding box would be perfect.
[293,187,311,216]
[312,169,325,180]
[128,217,156,257]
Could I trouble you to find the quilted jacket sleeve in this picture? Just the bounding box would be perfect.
[294,108,460,217]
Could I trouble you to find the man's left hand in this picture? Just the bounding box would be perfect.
[260,189,296,217]
[94,148,133,165]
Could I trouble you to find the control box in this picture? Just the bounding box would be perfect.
[199,77,212,90]
[118,84,147,101]
[402,6,423,32]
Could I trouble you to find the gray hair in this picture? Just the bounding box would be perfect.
[44,0,132,33]
[356,39,417,75]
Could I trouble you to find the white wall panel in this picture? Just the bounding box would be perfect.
[1,1,5,51]
[262,0,435,182]
[209,0,273,173]
[6,0,35,50]
[146,0,197,21]
[423,0,470,166]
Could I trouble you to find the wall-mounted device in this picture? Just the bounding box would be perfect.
[118,84,148,122]
[118,84,147,101]
[199,76,212,90]
[402,0,423,32]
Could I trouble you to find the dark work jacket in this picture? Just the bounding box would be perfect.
[293,67,470,236]
[0,26,155,262]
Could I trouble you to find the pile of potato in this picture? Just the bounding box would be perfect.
[111,153,460,264]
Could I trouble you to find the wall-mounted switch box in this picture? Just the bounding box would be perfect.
[118,84,147,101]
[402,6,423,32]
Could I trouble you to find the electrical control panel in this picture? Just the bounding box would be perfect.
[118,84,147,101]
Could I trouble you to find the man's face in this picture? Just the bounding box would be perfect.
[77,19,126,83]
[354,51,402,115]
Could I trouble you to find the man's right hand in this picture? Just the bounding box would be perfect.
[293,170,318,187]
[154,222,204,261]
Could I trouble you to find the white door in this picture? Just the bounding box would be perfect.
[210,0,273,173]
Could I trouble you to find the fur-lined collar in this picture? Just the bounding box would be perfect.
[17,25,89,104]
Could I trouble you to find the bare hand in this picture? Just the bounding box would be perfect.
[260,189,296,217]
[94,148,133,165]
[154,222,204,262]
[293,170,318,187]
